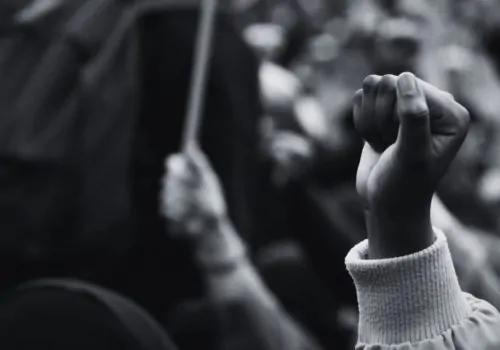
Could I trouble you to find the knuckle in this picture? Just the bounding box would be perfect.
[399,100,429,119]
[362,75,380,91]
[378,74,397,92]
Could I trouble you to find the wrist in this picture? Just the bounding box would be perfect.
[366,203,435,259]
[190,211,228,236]
[194,216,231,246]
[193,217,247,268]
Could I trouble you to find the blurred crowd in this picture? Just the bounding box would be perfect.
[2,0,500,349]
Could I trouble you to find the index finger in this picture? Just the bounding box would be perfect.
[416,78,455,104]
[406,77,469,133]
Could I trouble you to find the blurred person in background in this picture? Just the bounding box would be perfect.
[452,0,500,227]
[0,279,177,350]
[129,2,282,341]
[2,1,500,349]
[161,146,323,350]
[161,72,500,349]
[431,195,500,310]
[241,7,363,347]
[0,2,275,346]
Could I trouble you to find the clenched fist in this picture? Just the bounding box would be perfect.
[161,147,227,238]
[353,72,470,258]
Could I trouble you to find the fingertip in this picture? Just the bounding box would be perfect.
[397,72,428,119]
[353,88,363,104]
[397,72,420,98]
[398,71,415,79]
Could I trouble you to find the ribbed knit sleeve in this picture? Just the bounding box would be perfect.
[346,229,500,349]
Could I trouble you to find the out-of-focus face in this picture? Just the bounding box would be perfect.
[231,0,260,12]
[346,0,450,73]
[373,17,423,73]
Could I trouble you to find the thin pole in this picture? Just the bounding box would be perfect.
[181,0,218,152]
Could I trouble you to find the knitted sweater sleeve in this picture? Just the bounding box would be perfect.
[345,229,500,349]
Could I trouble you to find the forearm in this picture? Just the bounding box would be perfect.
[193,219,322,350]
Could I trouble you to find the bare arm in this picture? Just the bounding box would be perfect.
[193,218,323,350]
[163,149,322,350]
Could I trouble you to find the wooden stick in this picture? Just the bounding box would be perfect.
[181,0,218,152]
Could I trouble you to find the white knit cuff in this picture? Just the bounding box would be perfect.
[345,229,472,345]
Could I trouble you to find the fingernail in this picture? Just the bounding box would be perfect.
[397,72,418,97]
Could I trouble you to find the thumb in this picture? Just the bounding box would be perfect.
[186,144,211,176]
[185,145,219,188]
[396,72,431,159]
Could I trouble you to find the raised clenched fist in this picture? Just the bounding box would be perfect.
[353,72,470,258]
